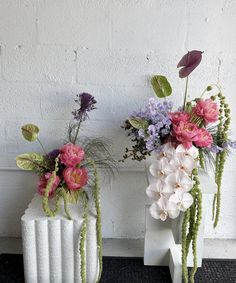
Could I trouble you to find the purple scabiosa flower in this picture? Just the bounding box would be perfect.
[47,149,60,160]
[72,93,97,121]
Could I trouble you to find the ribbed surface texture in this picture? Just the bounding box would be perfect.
[21,195,98,283]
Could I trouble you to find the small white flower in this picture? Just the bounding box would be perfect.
[165,170,193,192]
[149,196,180,221]
[176,144,199,159]
[155,142,175,160]
[149,157,175,179]
[146,179,173,201]
[170,152,196,175]
[169,190,193,211]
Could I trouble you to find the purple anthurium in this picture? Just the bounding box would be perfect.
[177,50,203,78]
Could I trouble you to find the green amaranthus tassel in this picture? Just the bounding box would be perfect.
[90,159,103,283]
[80,191,88,283]
[182,168,202,283]
[213,93,230,227]
[182,208,190,283]
[42,157,61,217]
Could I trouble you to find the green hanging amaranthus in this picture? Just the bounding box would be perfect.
[80,191,88,283]
[90,159,103,283]
[211,92,231,227]
[182,168,202,283]
[15,93,117,283]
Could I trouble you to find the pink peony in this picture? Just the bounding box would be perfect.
[193,99,219,124]
[63,167,88,191]
[172,121,199,149]
[169,111,190,125]
[59,143,85,167]
[194,128,213,148]
[37,172,60,197]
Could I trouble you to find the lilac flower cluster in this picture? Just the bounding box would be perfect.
[132,98,173,151]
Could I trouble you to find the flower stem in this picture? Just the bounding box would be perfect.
[37,138,47,155]
[183,76,189,110]
[73,120,82,144]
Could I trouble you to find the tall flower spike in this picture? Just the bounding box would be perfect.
[177,50,203,78]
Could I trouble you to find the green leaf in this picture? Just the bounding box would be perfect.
[16,153,44,171]
[151,75,172,98]
[21,124,39,142]
[128,118,149,130]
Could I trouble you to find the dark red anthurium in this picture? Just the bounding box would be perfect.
[177,50,203,78]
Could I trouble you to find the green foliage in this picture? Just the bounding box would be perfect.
[182,169,202,283]
[128,117,149,130]
[151,75,172,98]
[42,157,61,217]
[16,153,45,171]
[80,191,88,283]
[212,92,230,228]
[80,137,118,179]
[90,159,103,283]
[21,124,39,142]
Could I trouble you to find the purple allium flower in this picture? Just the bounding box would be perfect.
[72,93,97,121]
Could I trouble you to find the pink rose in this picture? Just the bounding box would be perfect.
[169,111,190,125]
[59,143,85,167]
[193,99,219,124]
[172,121,199,149]
[37,172,60,197]
[63,167,88,191]
[194,128,213,148]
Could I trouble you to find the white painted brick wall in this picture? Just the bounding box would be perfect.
[0,0,236,241]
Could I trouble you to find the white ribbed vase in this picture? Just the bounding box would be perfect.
[21,194,99,283]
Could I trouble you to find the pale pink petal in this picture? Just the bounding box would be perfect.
[181,193,194,210]
[146,183,161,201]
[166,201,180,219]
[149,202,162,219]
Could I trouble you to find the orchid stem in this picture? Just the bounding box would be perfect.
[183,76,189,110]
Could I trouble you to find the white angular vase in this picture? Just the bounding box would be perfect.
[144,159,217,283]
[21,194,99,283]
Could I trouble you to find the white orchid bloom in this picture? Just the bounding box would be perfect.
[149,196,180,221]
[170,152,196,175]
[149,157,175,179]
[165,170,193,192]
[155,142,175,160]
[146,179,173,201]
[176,144,199,159]
[169,190,193,211]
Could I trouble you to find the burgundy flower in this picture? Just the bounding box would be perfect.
[177,50,203,78]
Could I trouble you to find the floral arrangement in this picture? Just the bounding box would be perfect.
[16,93,116,283]
[122,51,235,282]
